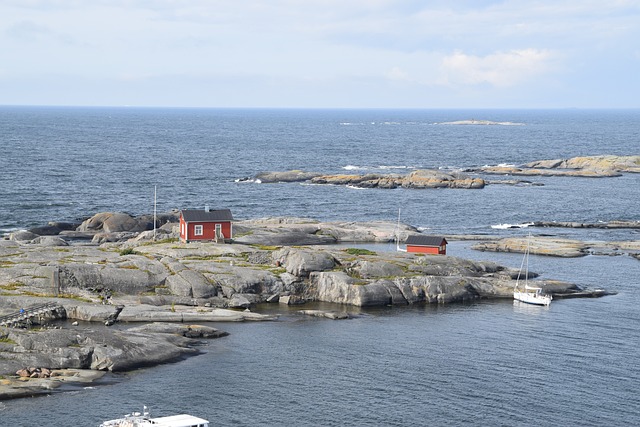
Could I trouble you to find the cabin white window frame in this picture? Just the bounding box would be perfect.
[194,224,203,236]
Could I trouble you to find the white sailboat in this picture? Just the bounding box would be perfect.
[513,234,552,306]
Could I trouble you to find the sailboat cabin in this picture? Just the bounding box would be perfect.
[405,235,447,255]
[179,208,233,243]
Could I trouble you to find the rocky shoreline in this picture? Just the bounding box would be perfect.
[2,210,635,400]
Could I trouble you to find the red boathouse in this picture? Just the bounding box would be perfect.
[179,208,233,243]
[405,235,448,255]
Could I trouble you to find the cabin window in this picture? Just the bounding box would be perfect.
[181,223,185,235]
[194,225,203,236]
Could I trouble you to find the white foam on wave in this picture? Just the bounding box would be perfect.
[343,165,368,171]
[346,185,367,190]
[378,165,415,170]
[1,227,24,239]
[491,222,534,229]
[234,178,262,184]
[438,165,464,172]
[435,120,525,126]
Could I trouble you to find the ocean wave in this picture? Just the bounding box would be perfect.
[343,165,368,171]
[491,222,534,229]
[234,178,262,184]
[438,166,464,172]
[435,120,525,126]
[378,165,416,170]
[0,227,24,238]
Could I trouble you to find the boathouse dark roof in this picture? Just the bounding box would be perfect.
[405,235,447,247]
[180,209,233,222]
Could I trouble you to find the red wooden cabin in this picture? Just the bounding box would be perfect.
[179,208,233,243]
[405,235,447,255]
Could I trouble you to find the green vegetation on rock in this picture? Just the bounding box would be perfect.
[344,248,377,256]
[119,248,140,256]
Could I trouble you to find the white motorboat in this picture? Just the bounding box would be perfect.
[99,406,209,427]
[513,235,552,306]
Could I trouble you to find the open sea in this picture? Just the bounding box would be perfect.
[1,107,639,426]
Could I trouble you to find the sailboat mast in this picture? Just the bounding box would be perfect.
[524,234,530,287]
[153,185,157,241]
[395,208,407,252]
[396,208,400,247]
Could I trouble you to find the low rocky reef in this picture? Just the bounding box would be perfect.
[472,236,640,259]
[532,220,640,230]
[241,155,639,189]
[251,169,485,189]
[469,155,640,177]
[0,322,228,399]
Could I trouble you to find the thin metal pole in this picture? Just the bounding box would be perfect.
[153,185,157,241]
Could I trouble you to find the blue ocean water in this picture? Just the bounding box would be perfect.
[1,107,639,425]
[1,107,638,237]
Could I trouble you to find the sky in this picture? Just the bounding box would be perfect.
[1,0,639,108]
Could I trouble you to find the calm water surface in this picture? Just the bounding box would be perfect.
[0,108,639,425]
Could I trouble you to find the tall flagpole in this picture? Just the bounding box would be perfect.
[153,185,157,241]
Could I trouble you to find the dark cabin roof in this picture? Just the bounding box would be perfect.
[405,235,447,247]
[180,209,233,222]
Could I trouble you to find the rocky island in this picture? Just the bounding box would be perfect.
[470,155,640,177]
[0,211,626,399]
[251,169,485,189]
[240,156,640,190]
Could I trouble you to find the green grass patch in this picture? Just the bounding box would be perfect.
[249,244,281,251]
[183,254,223,261]
[0,337,17,345]
[21,291,92,302]
[344,248,377,256]
[142,237,179,245]
[119,248,140,256]
[0,282,24,291]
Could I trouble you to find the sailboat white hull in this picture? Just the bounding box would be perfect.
[513,234,553,306]
[514,291,552,306]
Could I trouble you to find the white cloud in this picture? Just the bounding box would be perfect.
[385,66,411,82]
[1,0,638,107]
[438,49,556,88]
